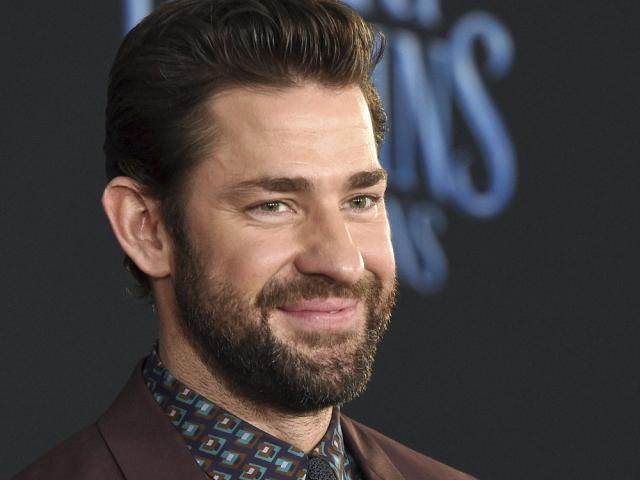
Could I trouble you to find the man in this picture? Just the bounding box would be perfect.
[16,1,474,479]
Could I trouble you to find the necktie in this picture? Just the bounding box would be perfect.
[307,456,338,480]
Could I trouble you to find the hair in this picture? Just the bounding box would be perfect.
[104,0,387,301]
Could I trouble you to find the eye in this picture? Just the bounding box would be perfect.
[345,195,380,211]
[247,200,293,216]
[259,201,288,212]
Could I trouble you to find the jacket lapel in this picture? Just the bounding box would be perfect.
[96,361,205,480]
[340,414,406,480]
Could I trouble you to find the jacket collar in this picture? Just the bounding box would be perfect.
[340,415,405,480]
[97,360,205,480]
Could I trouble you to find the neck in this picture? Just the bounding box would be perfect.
[157,322,333,453]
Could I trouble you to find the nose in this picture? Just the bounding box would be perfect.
[294,209,365,285]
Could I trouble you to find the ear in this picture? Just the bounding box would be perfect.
[101,177,172,280]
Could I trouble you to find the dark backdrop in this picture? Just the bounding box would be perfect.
[2,1,639,479]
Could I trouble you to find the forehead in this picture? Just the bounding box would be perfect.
[211,82,372,134]
[202,82,379,178]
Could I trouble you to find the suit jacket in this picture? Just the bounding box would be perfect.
[15,362,476,480]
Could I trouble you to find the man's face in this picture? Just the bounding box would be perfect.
[172,82,397,412]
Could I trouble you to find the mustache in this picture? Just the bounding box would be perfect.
[254,275,383,311]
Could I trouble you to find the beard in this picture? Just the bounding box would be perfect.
[172,233,397,413]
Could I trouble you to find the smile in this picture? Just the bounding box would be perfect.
[276,298,359,330]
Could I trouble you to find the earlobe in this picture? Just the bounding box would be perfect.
[101,177,172,279]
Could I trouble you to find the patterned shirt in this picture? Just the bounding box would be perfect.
[143,348,362,480]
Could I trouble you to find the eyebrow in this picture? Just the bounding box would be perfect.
[348,168,387,189]
[224,168,387,197]
[230,176,312,194]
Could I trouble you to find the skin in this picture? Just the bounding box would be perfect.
[102,81,396,452]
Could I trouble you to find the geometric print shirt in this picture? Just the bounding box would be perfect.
[143,347,363,480]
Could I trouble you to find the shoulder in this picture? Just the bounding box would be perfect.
[13,423,123,480]
[341,415,476,480]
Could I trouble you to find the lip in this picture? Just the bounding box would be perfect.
[277,298,359,330]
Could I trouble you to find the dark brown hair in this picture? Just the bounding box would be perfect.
[104,0,386,301]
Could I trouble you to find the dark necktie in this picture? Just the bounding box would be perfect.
[307,456,338,480]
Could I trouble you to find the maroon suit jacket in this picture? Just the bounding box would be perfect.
[15,363,476,479]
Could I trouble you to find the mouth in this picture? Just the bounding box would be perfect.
[276,298,359,330]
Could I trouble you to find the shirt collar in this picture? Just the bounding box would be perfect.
[142,346,360,480]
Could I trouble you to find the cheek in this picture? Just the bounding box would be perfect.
[203,227,297,292]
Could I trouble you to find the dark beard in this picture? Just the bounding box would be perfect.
[172,235,397,413]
